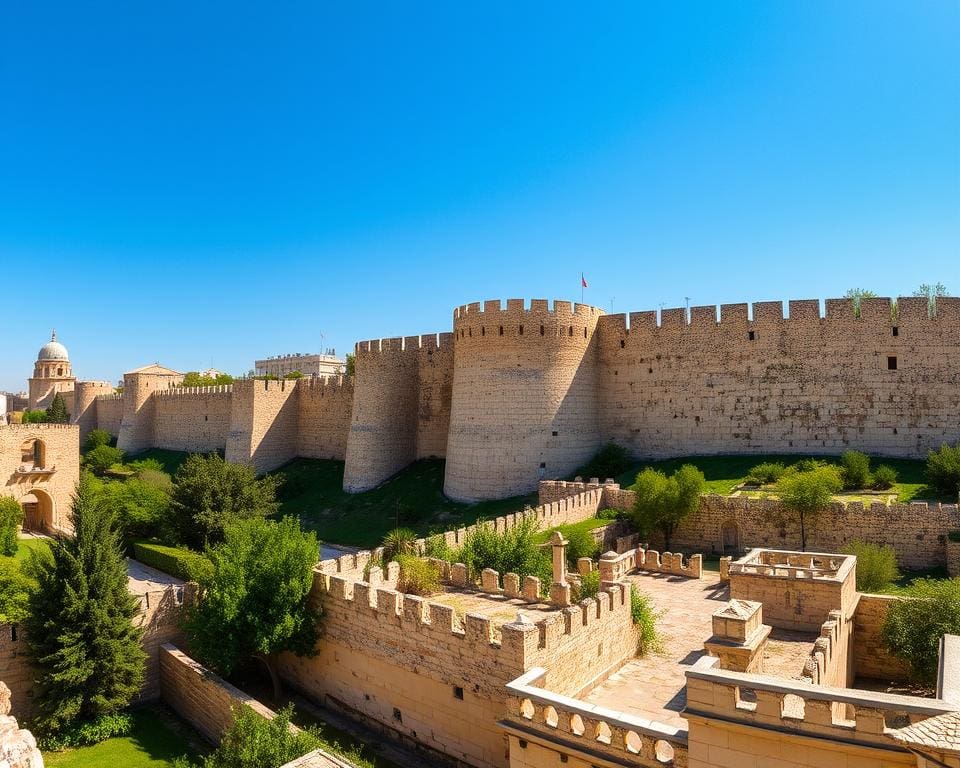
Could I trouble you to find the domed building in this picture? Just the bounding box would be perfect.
[27,330,76,412]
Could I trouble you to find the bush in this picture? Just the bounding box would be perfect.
[21,409,49,424]
[843,541,900,593]
[596,508,624,520]
[630,584,660,656]
[455,516,552,588]
[573,570,600,601]
[38,712,133,751]
[927,443,960,498]
[85,444,125,474]
[577,443,631,481]
[872,464,898,490]
[564,526,599,565]
[746,461,786,486]
[199,704,320,768]
[83,429,113,453]
[133,541,213,582]
[396,555,441,596]
[381,527,417,561]
[423,533,453,560]
[840,451,872,490]
[0,496,23,556]
[0,560,32,624]
[882,577,960,684]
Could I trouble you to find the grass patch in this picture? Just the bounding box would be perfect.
[44,706,207,768]
[0,537,52,572]
[533,517,610,545]
[127,449,192,477]
[877,566,951,595]
[612,454,939,503]
[273,458,536,549]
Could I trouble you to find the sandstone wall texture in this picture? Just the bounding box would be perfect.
[444,300,603,501]
[117,370,183,455]
[72,381,114,441]
[0,682,42,768]
[93,393,123,437]
[0,627,32,721]
[225,378,299,473]
[852,593,912,682]
[152,387,232,454]
[296,376,353,461]
[415,333,454,459]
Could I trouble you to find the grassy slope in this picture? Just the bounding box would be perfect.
[533,516,611,545]
[611,454,941,503]
[1,537,52,572]
[274,458,537,549]
[44,707,207,768]
[127,449,192,476]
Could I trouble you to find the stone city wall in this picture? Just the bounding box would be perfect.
[852,593,913,682]
[93,393,123,437]
[415,333,454,460]
[225,378,299,473]
[598,296,960,461]
[541,481,959,570]
[296,376,353,461]
[152,387,233,455]
[72,381,114,441]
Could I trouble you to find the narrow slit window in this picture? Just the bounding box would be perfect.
[887,356,898,370]
[748,330,756,341]
[892,326,899,337]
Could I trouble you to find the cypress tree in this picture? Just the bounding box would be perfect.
[46,392,69,423]
[25,474,146,734]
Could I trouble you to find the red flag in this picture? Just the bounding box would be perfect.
[581,274,588,288]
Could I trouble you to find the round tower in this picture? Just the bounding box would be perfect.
[27,330,76,411]
[72,380,115,442]
[443,299,603,502]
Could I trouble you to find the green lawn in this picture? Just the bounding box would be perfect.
[533,516,612,546]
[127,449,193,476]
[611,454,941,503]
[1,537,52,572]
[44,707,208,768]
[274,458,536,549]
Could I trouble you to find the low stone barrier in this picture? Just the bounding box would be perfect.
[800,609,851,687]
[599,547,702,583]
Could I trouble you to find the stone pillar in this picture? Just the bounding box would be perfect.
[704,599,770,673]
[549,531,571,606]
[719,556,732,583]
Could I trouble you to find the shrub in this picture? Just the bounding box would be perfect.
[596,508,624,520]
[396,555,441,596]
[927,443,960,498]
[573,570,600,601]
[381,527,417,561]
[882,577,960,684]
[840,451,872,490]
[423,533,453,560]
[577,443,631,482]
[564,526,599,565]
[38,712,133,751]
[83,429,113,453]
[0,560,31,624]
[843,541,900,593]
[455,516,552,588]
[199,704,321,768]
[0,496,23,556]
[793,458,827,473]
[133,541,213,582]
[746,461,786,486]
[21,409,49,424]
[630,584,660,656]
[872,464,898,490]
[84,444,125,474]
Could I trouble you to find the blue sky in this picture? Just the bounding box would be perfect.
[1,2,957,391]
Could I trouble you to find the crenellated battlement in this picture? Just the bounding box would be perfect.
[296,374,352,393]
[598,295,959,335]
[154,385,234,398]
[454,298,603,322]
[1,423,78,432]
[354,331,454,356]
[94,392,124,401]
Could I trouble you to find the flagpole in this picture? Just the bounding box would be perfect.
[580,273,584,305]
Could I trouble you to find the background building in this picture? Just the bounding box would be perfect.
[27,331,76,413]
[254,351,344,378]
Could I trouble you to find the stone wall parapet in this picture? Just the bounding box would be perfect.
[599,547,703,582]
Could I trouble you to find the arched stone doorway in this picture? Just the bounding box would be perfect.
[20,489,54,533]
[721,520,740,554]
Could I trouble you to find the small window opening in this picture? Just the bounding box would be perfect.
[481,327,485,336]
[519,325,523,335]
[748,330,756,341]
[468,328,471,337]
[518,739,528,749]
[584,327,587,338]
[539,462,546,469]
[499,325,503,336]
[559,756,568,764]
[11,625,17,642]
[540,325,545,336]
[393,708,402,722]
[568,325,573,337]
[887,356,898,370]
[620,339,625,348]
[552,431,558,437]
[892,326,899,337]
[453,686,464,700]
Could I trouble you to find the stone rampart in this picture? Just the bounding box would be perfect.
[225,378,299,473]
[852,593,912,682]
[598,547,703,583]
[93,392,123,436]
[415,333,454,460]
[72,380,114,441]
[296,375,353,461]
[598,295,960,462]
[799,609,853,687]
[152,387,233,455]
[0,681,42,768]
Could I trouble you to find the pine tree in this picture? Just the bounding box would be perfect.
[24,475,146,734]
[46,392,69,423]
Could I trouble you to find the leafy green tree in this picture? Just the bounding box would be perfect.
[844,288,878,317]
[882,577,960,684]
[629,464,705,550]
[181,372,235,387]
[84,444,125,474]
[774,465,842,550]
[0,560,31,623]
[578,443,631,481]
[171,454,279,550]
[454,516,552,587]
[345,353,355,377]
[842,541,900,593]
[184,517,319,700]
[926,443,960,499]
[83,428,113,453]
[91,474,172,544]
[24,475,146,734]
[283,371,304,379]
[0,496,23,556]
[46,392,69,423]
[193,704,321,768]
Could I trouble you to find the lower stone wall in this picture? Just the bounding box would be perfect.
[151,389,232,455]
[541,482,958,570]
[0,627,32,720]
[95,395,124,436]
[852,594,912,682]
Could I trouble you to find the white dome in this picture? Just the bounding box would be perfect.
[38,331,69,361]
